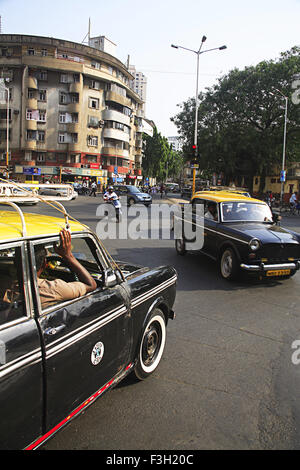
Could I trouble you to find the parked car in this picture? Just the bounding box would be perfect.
[114,185,152,206]
[39,185,78,200]
[175,191,300,280]
[0,186,176,449]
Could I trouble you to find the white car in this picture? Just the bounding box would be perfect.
[40,187,78,200]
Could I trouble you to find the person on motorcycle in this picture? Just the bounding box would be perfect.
[103,186,122,222]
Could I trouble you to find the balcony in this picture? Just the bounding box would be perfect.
[69,82,81,94]
[68,142,81,152]
[103,128,130,143]
[106,91,131,108]
[27,76,38,90]
[24,140,37,150]
[67,122,80,133]
[68,102,81,113]
[102,109,130,127]
[26,120,37,131]
[102,146,129,158]
[27,98,38,109]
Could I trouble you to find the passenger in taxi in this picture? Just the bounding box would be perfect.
[35,229,97,309]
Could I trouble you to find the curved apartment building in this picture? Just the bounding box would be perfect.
[0,34,145,185]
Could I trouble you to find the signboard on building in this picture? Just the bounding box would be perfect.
[23,167,41,175]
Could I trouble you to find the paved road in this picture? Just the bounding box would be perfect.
[21,195,300,450]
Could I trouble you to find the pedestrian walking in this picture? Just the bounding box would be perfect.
[89,181,97,197]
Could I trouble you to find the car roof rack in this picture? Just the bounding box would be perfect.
[0,180,124,278]
[0,180,76,235]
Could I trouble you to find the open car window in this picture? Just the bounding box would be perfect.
[33,235,106,312]
[0,245,26,326]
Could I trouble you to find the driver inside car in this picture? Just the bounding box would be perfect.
[35,229,97,309]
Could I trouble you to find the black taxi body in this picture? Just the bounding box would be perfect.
[0,202,176,449]
[175,191,300,280]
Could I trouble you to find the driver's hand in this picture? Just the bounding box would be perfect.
[54,229,72,259]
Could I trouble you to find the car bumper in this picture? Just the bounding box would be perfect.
[240,261,300,272]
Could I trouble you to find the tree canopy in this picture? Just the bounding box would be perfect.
[142,127,183,181]
[171,46,300,189]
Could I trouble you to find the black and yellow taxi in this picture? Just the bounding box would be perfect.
[0,182,177,449]
[175,190,300,280]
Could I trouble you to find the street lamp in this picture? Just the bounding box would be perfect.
[270,88,288,205]
[171,37,226,195]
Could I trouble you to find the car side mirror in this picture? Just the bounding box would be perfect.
[104,269,118,287]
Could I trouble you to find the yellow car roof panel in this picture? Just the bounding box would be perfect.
[192,191,264,204]
[0,211,87,242]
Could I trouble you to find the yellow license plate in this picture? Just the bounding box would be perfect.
[266,269,291,277]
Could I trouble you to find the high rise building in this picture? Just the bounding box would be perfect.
[128,65,147,117]
[0,34,144,185]
[167,136,182,152]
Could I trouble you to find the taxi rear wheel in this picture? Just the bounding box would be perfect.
[220,248,238,280]
[133,309,166,381]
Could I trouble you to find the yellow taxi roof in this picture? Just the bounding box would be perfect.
[0,211,87,242]
[192,190,265,204]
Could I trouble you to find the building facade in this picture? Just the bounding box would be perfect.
[252,163,300,201]
[0,34,144,186]
[128,65,147,117]
[167,136,182,152]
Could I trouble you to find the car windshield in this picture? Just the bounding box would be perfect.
[128,186,141,193]
[221,202,273,222]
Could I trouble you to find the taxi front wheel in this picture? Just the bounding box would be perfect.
[220,248,238,280]
[133,309,166,381]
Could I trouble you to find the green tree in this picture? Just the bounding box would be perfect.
[142,127,183,181]
[171,46,300,190]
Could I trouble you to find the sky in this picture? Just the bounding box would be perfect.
[0,0,299,137]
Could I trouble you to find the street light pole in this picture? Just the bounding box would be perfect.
[281,94,288,205]
[271,89,288,205]
[171,38,226,196]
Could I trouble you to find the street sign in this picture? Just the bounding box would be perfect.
[280,170,286,182]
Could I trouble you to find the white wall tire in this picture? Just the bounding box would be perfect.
[220,248,238,280]
[134,309,166,380]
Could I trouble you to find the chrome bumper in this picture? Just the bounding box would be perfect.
[240,261,300,272]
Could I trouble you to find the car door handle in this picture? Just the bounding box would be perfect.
[44,325,66,336]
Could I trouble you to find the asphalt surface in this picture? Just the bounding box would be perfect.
[21,194,300,450]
